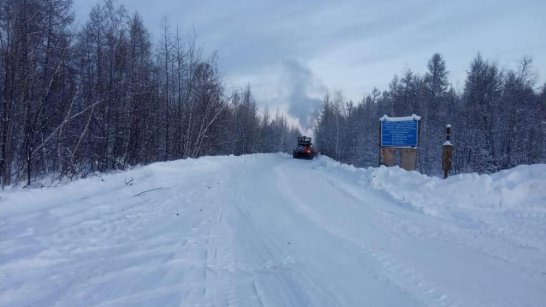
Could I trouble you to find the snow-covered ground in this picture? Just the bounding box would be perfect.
[1,153,545,307]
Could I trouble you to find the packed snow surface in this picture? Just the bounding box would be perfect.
[1,154,546,307]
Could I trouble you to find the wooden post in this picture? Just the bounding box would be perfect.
[442,124,453,179]
[381,148,396,166]
[378,121,382,166]
[400,148,417,171]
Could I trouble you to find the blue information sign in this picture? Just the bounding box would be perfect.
[381,117,419,147]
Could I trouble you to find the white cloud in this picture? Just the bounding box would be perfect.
[73,0,546,109]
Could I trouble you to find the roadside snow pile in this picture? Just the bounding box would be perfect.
[369,164,546,216]
[0,154,237,217]
[313,156,546,217]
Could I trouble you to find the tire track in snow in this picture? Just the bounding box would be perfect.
[273,161,453,306]
[227,158,359,307]
[225,157,334,307]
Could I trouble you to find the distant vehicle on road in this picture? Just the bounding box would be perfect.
[293,136,317,159]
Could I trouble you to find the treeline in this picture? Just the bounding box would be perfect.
[315,53,546,175]
[0,0,298,187]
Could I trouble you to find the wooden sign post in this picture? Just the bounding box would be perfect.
[379,114,421,171]
[442,124,453,179]
[400,148,417,171]
[380,148,396,167]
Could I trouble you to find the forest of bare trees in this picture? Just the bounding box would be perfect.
[0,0,299,187]
[315,53,546,175]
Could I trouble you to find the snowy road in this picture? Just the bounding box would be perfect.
[1,154,546,306]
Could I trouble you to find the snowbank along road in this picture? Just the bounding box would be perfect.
[1,154,546,306]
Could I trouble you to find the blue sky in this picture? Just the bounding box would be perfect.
[73,0,546,128]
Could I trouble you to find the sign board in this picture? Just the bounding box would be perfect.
[380,114,420,148]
